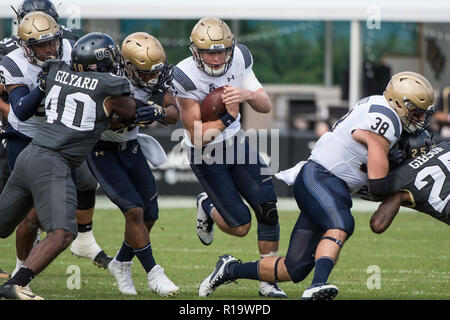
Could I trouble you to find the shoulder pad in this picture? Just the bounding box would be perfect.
[173,66,196,92]
[236,43,252,69]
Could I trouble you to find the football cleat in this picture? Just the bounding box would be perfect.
[301,283,339,300]
[196,192,214,246]
[198,254,237,297]
[93,250,113,269]
[147,264,179,297]
[0,268,10,279]
[258,281,288,298]
[108,258,137,295]
[70,231,113,268]
[0,283,43,300]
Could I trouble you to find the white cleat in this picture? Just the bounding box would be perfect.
[108,258,137,295]
[70,231,102,261]
[196,192,214,246]
[301,283,339,300]
[259,281,288,298]
[147,265,179,297]
[198,254,237,297]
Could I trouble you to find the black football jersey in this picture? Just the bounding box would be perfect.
[31,60,131,167]
[389,141,450,224]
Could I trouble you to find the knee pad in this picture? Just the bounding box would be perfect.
[254,201,278,226]
[76,189,96,210]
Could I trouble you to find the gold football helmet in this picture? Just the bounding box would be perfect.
[122,32,169,92]
[384,71,435,134]
[189,17,235,77]
[17,11,62,66]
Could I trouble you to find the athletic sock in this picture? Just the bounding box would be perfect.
[311,256,335,287]
[116,241,135,262]
[201,197,214,220]
[228,261,260,281]
[6,266,35,287]
[134,243,156,273]
[77,222,93,233]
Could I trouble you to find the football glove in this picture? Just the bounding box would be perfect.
[37,70,47,92]
[135,101,166,126]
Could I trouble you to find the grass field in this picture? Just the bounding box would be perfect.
[0,203,449,301]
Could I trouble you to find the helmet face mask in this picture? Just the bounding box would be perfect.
[190,17,235,77]
[384,71,435,135]
[121,32,168,93]
[401,100,435,134]
[18,11,62,67]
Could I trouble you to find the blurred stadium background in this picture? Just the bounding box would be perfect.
[1,0,448,198]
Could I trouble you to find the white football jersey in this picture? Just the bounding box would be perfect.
[171,43,262,147]
[100,81,144,142]
[0,39,72,138]
[309,95,402,193]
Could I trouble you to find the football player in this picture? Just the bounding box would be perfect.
[87,32,180,297]
[370,139,449,234]
[171,17,287,298]
[0,6,113,274]
[0,32,153,300]
[197,71,435,300]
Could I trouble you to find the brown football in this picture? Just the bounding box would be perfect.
[201,86,227,122]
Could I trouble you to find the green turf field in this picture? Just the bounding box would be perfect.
[0,206,448,300]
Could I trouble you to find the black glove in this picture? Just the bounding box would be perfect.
[37,70,47,92]
[357,186,383,202]
[388,146,406,165]
[135,101,166,126]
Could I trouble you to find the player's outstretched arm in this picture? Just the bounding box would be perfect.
[104,95,137,121]
[370,191,412,233]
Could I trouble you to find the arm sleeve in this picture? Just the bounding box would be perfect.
[8,85,45,121]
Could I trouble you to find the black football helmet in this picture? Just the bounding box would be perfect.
[71,32,121,73]
[13,0,59,23]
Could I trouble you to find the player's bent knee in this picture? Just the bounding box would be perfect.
[124,207,145,224]
[76,189,96,210]
[254,202,278,226]
[232,223,251,237]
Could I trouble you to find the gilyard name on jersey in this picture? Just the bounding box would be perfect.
[54,70,98,90]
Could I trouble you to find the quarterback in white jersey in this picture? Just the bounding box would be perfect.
[173,17,287,299]
[87,32,180,297]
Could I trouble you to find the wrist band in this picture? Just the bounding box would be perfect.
[220,112,236,127]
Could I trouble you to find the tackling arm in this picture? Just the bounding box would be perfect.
[370,191,413,233]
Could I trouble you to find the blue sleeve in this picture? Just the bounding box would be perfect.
[8,85,45,121]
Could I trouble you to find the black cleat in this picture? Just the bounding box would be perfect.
[0,283,43,300]
[93,250,113,269]
[0,269,10,279]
